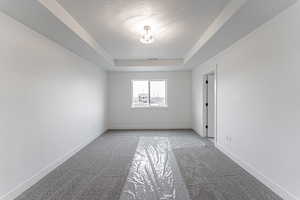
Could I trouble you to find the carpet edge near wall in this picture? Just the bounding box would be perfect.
[0,130,108,200]
[215,144,299,200]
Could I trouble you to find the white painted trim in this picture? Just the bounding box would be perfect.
[184,0,247,62]
[37,0,113,66]
[0,130,107,200]
[216,144,299,200]
[202,74,208,137]
[130,79,168,108]
[214,64,218,146]
[192,128,202,137]
[114,59,183,67]
[201,65,218,145]
[109,122,192,130]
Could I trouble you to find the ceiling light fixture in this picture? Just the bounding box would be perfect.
[140,25,154,44]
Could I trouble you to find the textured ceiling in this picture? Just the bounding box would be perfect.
[1,0,297,71]
[57,0,229,59]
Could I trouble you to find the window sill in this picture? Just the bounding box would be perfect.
[131,105,168,109]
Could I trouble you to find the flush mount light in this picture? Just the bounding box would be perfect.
[140,25,154,44]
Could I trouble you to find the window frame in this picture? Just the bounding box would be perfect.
[131,79,168,108]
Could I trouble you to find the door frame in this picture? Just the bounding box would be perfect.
[202,65,218,145]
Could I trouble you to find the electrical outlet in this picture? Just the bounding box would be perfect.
[226,136,232,144]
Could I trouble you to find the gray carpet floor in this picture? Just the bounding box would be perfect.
[15,130,282,200]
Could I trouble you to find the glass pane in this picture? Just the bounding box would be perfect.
[150,80,166,106]
[132,80,149,107]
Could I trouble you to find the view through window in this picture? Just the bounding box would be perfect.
[132,80,167,107]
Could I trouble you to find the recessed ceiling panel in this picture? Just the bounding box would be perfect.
[57,0,229,59]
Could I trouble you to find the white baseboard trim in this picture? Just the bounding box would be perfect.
[0,130,107,200]
[192,128,205,137]
[109,122,192,130]
[216,143,299,200]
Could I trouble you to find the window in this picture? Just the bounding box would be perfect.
[132,80,167,108]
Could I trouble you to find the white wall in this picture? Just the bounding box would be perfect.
[108,71,192,129]
[192,2,300,200]
[0,13,107,200]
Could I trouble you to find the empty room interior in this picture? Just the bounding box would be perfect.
[1,0,300,200]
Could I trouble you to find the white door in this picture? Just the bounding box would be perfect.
[203,73,215,138]
[207,74,215,138]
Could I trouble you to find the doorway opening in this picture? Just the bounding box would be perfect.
[203,72,216,144]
